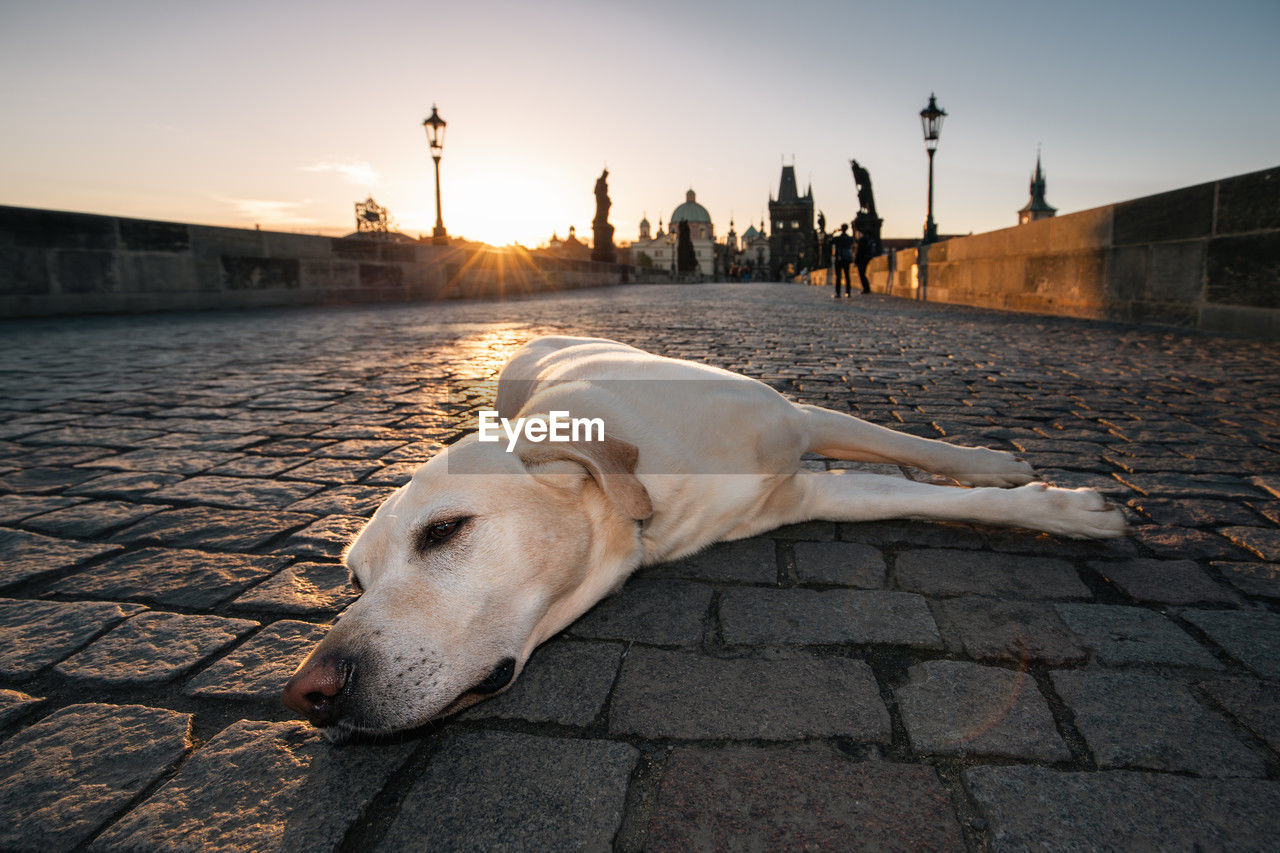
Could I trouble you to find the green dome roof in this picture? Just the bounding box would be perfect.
[670,189,711,224]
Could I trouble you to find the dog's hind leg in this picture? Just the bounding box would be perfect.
[796,403,1034,487]
[790,469,1127,539]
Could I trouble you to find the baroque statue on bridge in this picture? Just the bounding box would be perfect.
[591,169,616,263]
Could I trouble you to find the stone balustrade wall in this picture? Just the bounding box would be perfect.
[0,206,627,317]
[861,166,1279,337]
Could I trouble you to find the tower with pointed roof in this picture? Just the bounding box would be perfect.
[1018,153,1057,225]
[639,213,651,242]
[768,163,816,278]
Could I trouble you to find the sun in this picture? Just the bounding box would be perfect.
[395,166,584,247]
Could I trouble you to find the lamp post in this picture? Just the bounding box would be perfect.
[423,104,448,245]
[919,93,946,244]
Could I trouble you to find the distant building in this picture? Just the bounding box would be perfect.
[1018,154,1057,225]
[631,190,716,277]
[768,165,815,277]
[741,220,771,273]
[546,225,591,260]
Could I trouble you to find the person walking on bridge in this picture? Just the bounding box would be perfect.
[831,224,855,298]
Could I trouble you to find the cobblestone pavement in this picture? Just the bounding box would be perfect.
[1,283,1279,851]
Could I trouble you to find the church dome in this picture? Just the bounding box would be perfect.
[670,189,711,224]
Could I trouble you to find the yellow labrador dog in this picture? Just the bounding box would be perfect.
[283,335,1125,739]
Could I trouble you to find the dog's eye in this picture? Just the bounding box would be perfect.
[415,518,467,551]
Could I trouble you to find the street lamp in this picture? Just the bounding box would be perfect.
[423,104,448,245]
[919,92,946,243]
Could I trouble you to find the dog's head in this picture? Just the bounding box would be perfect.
[281,429,650,739]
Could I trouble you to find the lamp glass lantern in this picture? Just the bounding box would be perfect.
[920,93,946,152]
[423,104,447,158]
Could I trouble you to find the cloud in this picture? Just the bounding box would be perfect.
[301,160,379,186]
[216,196,317,227]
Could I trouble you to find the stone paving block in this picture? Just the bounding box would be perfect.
[647,748,963,852]
[231,560,359,614]
[1090,557,1240,605]
[16,440,118,468]
[205,455,307,477]
[281,457,382,483]
[1253,500,1280,525]
[931,598,1085,664]
[609,648,890,741]
[145,474,322,510]
[0,703,192,850]
[0,688,43,727]
[1214,561,1280,598]
[1251,474,1280,499]
[569,579,711,646]
[895,548,1090,600]
[793,541,886,587]
[22,498,163,538]
[642,537,778,583]
[0,466,104,494]
[65,469,186,498]
[0,493,82,523]
[1183,609,1280,679]
[0,598,145,678]
[1132,525,1252,560]
[95,719,412,852]
[47,547,289,608]
[22,425,163,447]
[1220,525,1280,561]
[360,461,418,486]
[284,484,395,516]
[283,514,366,557]
[186,620,328,701]
[146,432,266,452]
[964,765,1280,851]
[0,527,122,586]
[379,440,445,461]
[312,438,406,458]
[1115,472,1266,499]
[896,660,1069,761]
[1126,496,1263,527]
[78,447,240,474]
[56,612,258,685]
[377,730,637,852]
[720,588,943,649]
[1055,603,1223,668]
[114,506,315,550]
[1052,670,1264,777]
[465,640,623,725]
[1198,677,1280,754]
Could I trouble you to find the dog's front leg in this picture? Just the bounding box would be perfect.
[793,471,1128,540]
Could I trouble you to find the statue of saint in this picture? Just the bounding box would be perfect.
[591,169,616,263]
[594,170,611,219]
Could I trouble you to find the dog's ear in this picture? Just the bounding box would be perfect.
[517,432,652,521]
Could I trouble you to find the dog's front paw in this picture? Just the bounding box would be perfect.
[1016,483,1129,539]
[954,447,1035,488]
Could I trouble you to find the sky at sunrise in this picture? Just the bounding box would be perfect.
[2,0,1278,247]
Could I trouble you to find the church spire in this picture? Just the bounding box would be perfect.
[1018,149,1057,225]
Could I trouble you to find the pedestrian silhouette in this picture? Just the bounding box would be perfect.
[831,224,854,298]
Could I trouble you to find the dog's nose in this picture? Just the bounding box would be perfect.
[282,654,352,726]
[470,657,517,695]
